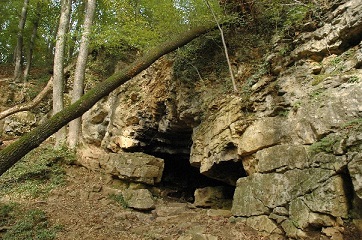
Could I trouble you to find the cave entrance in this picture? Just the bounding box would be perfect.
[140,125,247,204]
[150,152,236,203]
[202,160,248,186]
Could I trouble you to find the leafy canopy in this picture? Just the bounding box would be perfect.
[92,0,223,51]
[0,0,223,65]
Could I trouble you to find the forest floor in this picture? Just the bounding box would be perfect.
[0,143,266,240]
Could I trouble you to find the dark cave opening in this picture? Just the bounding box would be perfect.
[149,152,236,203]
[203,160,248,186]
[137,125,246,204]
[341,167,362,219]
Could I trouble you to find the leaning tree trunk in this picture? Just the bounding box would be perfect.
[0,25,214,176]
[53,0,72,146]
[13,0,29,82]
[68,0,96,149]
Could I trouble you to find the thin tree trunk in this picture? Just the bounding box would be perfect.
[53,0,72,146]
[24,1,42,81]
[204,0,237,92]
[14,0,29,82]
[0,25,215,176]
[47,24,59,61]
[68,0,96,149]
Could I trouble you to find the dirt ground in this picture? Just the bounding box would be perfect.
[32,165,266,240]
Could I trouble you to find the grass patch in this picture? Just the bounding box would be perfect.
[347,75,360,83]
[311,74,328,86]
[310,135,339,154]
[109,193,128,209]
[0,204,61,240]
[342,118,362,131]
[309,88,325,100]
[0,144,75,199]
[0,144,72,239]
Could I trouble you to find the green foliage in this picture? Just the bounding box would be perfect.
[109,193,128,209]
[92,0,223,53]
[310,135,338,154]
[0,0,61,65]
[0,144,75,198]
[173,32,228,84]
[309,88,324,100]
[348,75,360,83]
[342,118,362,130]
[1,207,61,240]
[254,0,316,30]
[0,203,17,226]
[292,100,302,109]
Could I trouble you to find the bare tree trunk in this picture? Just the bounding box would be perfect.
[53,0,72,147]
[204,0,237,92]
[24,1,42,81]
[68,0,96,149]
[14,0,29,82]
[0,25,215,176]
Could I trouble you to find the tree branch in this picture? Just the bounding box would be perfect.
[0,62,75,120]
[0,78,53,120]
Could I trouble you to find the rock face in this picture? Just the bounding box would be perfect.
[77,0,362,238]
[82,57,197,157]
[2,111,37,136]
[191,0,362,237]
[292,0,362,61]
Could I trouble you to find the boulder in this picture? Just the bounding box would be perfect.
[3,111,37,136]
[102,152,164,185]
[82,96,112,146]
[237,117,289,155]
[232,169,335,217]
[244,215,283,236]
[122,189,155,211]
[78,145,164,185]
[255,145,309,173]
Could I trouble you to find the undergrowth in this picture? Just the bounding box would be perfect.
[309,135,339,154]
[0,144,74,239]
[0,144,75,198]
[0,203,61,240]
[109,193,128,209]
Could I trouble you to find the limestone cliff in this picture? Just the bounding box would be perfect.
[78,0,362,238]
